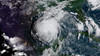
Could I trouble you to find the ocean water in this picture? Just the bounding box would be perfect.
[1,0,100,56]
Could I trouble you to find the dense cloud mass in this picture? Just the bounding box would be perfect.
[0,30,28,56]
[1,0,100,56]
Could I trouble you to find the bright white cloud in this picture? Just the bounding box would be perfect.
[0,50,6,54]
[2,34,26,51]
[87,0,100,10]
[88,17,100,37]
[34,1,68,43]
[85,19,93,34]
[14,52,27,56]
[76,22,84,31]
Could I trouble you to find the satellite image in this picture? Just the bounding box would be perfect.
[0,0,100,56]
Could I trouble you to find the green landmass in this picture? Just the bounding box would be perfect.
[37,45,50,54]
[76,9,86,23]
[92,46,97,49]
[63,0,86,23]
[79,32,100,42]
[37,5,45,11]
[64,0,86,10]
[64,0,100,42]
[59,37,65,41]
[48,2,57,7]
[52,39,59,52]
[57,0,65,2]
[52,37,65,52]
